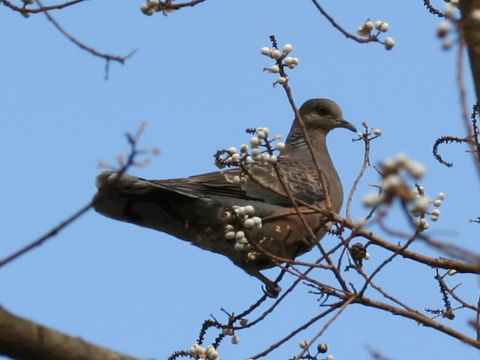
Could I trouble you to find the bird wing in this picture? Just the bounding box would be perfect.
[148,168,250,199]
[147,159,325,207]
[242,160,326,205]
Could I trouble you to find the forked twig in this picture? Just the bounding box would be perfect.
[0,124,152,268]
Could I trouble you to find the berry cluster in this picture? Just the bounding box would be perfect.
[356,122,383,142]
[224,205,262,253]
[362,153,445,231]
[140,0,160,15]
[435,1,465,50]
[214,127,289,258]
[357,19,395,50]
[214,127,285,172]
[189,344,219,360]
[261,42,300,86]
[299,340,334,360]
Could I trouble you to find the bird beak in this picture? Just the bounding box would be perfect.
[336,118,357,132]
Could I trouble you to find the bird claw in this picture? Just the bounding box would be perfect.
[264,283,281,298]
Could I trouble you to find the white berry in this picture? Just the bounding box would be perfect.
[379,22,390,32]
[384,37,395,50]
[271,49,282,59]
[283,43,294,54]
[261,47,272,56]
[364,20,374,30]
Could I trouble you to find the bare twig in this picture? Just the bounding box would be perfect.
[359,230,420,294]
[249,301,345,359]
[36,0,136,79]
[310,0,379,43]
[1,0,85,15]
[0,124,151,268]
[423,0,445,18]
[358,296,480,349]
[432,135,474,167]
[0,201,93,268]
[334,214,480,275]
[293,294,359,360]
[282,84,333,209]
[346,124,371,219]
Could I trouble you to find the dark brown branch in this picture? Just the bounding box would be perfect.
[262,37,351,293]
[357,295,480,349]
[335,215,480,275]
[0,306,139,360]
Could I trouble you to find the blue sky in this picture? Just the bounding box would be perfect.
[2,0,480,359]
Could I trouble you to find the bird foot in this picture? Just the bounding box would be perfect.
[264,283,281,298]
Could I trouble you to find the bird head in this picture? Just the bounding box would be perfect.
[285,99,356,148]
[298,98,356,133]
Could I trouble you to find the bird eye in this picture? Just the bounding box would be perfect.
[316,107,328,116]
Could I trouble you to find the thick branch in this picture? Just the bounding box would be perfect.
[0,306,139,360]
[334,215,480,274]
[459,0,480,100]
[356,296,480,349]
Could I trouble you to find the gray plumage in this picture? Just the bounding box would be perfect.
[93,99,356,297]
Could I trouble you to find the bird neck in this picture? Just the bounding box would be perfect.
[284,127,344,212]
[285,123,313,148]
[285,124,329,152]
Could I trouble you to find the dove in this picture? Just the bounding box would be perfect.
[93,99,356,297]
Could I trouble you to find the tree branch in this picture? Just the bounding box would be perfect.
[0,306,140,360]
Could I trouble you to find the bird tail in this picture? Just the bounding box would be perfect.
[93,171,159,223]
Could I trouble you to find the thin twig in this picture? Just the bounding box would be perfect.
[364,276,415,313]
[0,202,93,268]
[359,295,480,349]
[346,128,371,219]
[282,84,333,209]
[0,124,149,268]
[293,294,359,360]
[1,0,85,15]
[273,73,352,291]
[423,0,445,18]
[477,294,480,341]
[249,301,344,359]
[359,229,419,294]
[310,0,376,43]
[333,214,480,275]
[36,0,136,79]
